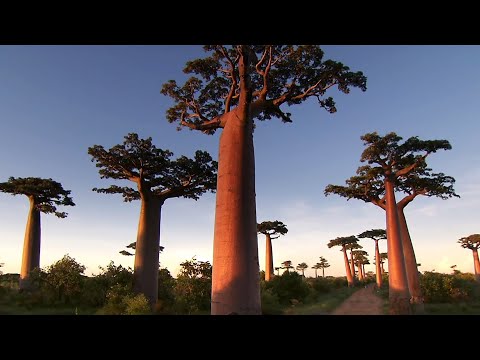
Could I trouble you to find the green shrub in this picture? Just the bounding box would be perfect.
[123,294,151,315]
[261,287,283,315]
[265,272,310,305]
[420,271,479,303]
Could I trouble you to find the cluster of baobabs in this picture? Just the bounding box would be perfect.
[1,46,480,315]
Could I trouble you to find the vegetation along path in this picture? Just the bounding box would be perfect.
[331,283,384,315]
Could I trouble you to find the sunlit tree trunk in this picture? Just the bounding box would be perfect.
[19,196,41,290]
[265,234,274,281]
[472,248,480,282]
[350,249,356,280]
[358,263,364,280]
[375,240,383,288]
[133,195,162,307]
[211,110,261,315]
[398,206,424,313]
[384,178,412,314]
[342,245,354,287]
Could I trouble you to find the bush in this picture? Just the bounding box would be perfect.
[265,272,310,305]
[260,287,283,315]
[123,294,151,315]
[420,271,479,303]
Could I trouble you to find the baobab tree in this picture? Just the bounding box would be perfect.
[346,241,362,281]
[352,250,368,280]
[380,253,388,274]
[325,132,452,314]
[0,177,74,290]
[88,133,217,306]
[318,256,330,278]
[296,262,308,277]
[275,267,281,276]
[257,220,288,281]
[358,229,386,288]
[161,45,367,315]
[281,260,294,274]
[312,263,321,278]
[327,236,358,287]
[458,234,480,282]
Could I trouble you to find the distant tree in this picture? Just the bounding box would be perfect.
[0,262,4,276]
[311,263,321,278]
[318,256,330,278]
[275,267,281,276]
[162,45,367,315]
[325,132,452,314]
[119,242,164,257]
[380,253,388,274]
[281,260,294,274]
[257,221,288,281]
[88,133,217,306]
[0,177,74,290]
[296,262,308,277]
[358,229,386,288]
[352,250,368,280]
[345,241,362,280]
[458,234,480,282]
[327,236,358,287]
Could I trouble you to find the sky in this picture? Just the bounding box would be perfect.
[0,45,479,278]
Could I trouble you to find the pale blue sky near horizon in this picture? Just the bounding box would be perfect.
[0,45,479,278]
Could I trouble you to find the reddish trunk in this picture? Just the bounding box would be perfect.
[472,248,480,282]
[265,234,274,281]
[384,178,412,314]
[342,245,354,286]
[375,240,383,288]
[398,206,424,313]
[211,110,261,315]
[19,196,41,290]
[362,264,366,277]
[350,249,356,280]
[133,195,162,307]
[358,263,364,280]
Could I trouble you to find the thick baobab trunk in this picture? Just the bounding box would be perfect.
[19,197,41,290]
[350,249,356,280]
[342,245,354,287]
[358,263,364,280]
[472,248,480,282]
[384,178,412,314]
[375,240,383,288]
[265,234,274,281]
[398,207,424,314]
[133,196,162,307]
[211,111,261,315]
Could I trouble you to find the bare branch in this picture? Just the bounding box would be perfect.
[395,152,430,178]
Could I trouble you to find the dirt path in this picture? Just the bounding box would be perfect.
[331,283,384,315]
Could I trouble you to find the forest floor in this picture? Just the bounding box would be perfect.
[330,282,385,315]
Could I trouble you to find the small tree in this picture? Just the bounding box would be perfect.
[458,234,480,282]
[162,45,367,315]
[327,236,358,287]
[345,241,362,280]
[281,260,294,274]
[358,229,386,288]
[0,177,74,290]
[296,262,308,277]
[318,256,330,278]
[311,263,321,278]
[257,221,288,281]
[88,133,217,306]
[352,250,368,280]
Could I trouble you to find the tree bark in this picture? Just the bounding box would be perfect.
[384,178,412,314]
[358,263,364,280]
[19,196,41,290]
[398,206,424,313]
[350,249,356,280]
[133,195,162,307]
[472,248,480,282]
[343,245,354,287]
[211,110,261,315]
[322,267,325,278]
[265,234,274,281]
[375,240,383,288]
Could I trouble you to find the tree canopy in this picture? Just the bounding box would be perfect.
[358,229,387,241]
[0,177,75,218]
[257,220,288,238]
[327,235,359,249]
[119,242,164,257]
[458,234,480,250]
[161,45,367,134]
[88,133,217,202]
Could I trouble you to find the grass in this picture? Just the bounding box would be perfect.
[283,287,358,315]
[0,303,97,315]
[424,302,480,315]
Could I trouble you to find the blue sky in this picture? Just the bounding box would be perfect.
[0,45,479,278]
